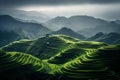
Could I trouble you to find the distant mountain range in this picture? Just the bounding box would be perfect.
[51,27,86,40]
[0,9,50,23]
[44,15,120,37]
[44,15,107,31]
[0,14,120,47]
[0,15,51,39]
[115,20,120,24]
[87,32,120,44]
[78,21,120,37]
[0,15,52,47]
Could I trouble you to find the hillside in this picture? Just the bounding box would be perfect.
[0,50,50,80]
[51,27,86,40]
[0,30,22,47]
[0,15,52,39]
[78,21,120,37]
[56,45,120,80]
[2,35,80,59]
[87,32,120,44]
[0,34,120,80]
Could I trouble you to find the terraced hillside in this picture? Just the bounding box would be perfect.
[0,35,120,80]
[2,35,80,59]
[56,49,116,80]
[0,50,51,80]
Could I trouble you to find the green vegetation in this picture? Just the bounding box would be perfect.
[0,34,120,80]
[56,49,117,80]
[0,30,21,47]
[2,39,33,53]
[0,50,51,80]
[48,48,85,64]
[2,35,78,59]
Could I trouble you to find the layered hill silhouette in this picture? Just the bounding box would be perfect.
[0,34,120,80]
[45,15,120,37]
[115,20,120,24]
[51,27,86,40]
[0,15,52,47]
[87,32,120,44]
[45,15,107,31]
[0,15,51,39]
[0,9,50,23]
[78,21,120,37]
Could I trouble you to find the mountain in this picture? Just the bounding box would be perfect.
[114,20,120,24]
[44,15,120,37]
[87,32,120,44]
[0,15,52,39]
[51,27,86,40]
[78,21,120,37]
[0,34,120,80]
[87,32,105,41]
[0,9,50,23]
[44,15,107,31]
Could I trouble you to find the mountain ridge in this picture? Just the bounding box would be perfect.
[51,27,86,40]
[44,15,120,37]
[44,15,108,31]
[0,15,52,39]
[87,32,120,44]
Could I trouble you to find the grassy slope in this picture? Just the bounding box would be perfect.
[0,50,51,80]
[1,35,120,80]
[54,45,120,80]
[2,35,79,59]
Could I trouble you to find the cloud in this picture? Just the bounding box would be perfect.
[17,3,120,20]
[0,0,120,20]
[0,0,120,9]
[101,9,120,20]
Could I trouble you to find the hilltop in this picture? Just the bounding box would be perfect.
[51,27,86,40]
[2,35,106,59]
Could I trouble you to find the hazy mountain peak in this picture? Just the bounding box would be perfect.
[45,15,108,31]
[0,15,11,17]
[88,32,120,44]
[114,19,120,24]
[51,16,68,21]
[55,16,67,19]
[0,15,52,40]
[0,15,15,21]
[58,27,73,32]
[108,32,120,36]
[0,9,50,23]
[69,15,94,19]
[95,32,105,36]
[51,27,86,39]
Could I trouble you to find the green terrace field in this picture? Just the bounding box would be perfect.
[0,35,120,80]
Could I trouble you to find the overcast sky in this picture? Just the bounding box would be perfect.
[0,0,120,20]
